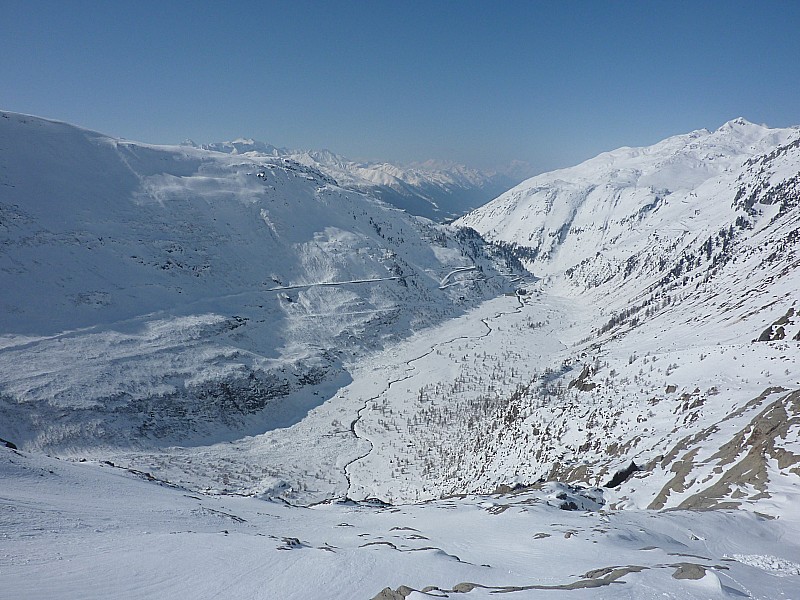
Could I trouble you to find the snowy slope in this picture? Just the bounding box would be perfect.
[419,118,800,511]
[4,446,800,600]
[3,112,800,599]
[194,138,520,221]
[0,111,523,458]
[457,118,797,280]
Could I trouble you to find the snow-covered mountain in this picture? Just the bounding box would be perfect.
[0,111,524,456]
[4,112,800,599]
[457,118,797,280]
[442,118,800,509]
[190,137,523,221]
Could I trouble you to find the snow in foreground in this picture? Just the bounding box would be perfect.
[3,446,799,600]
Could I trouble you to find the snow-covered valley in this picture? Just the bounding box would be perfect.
[2,111,800,598]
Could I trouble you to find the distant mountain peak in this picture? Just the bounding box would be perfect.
[197,138,526,220]
[720,116,755,129]
[713,117,771,139]
[201,138,283,156]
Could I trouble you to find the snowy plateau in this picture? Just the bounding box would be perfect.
[2,110,800,600]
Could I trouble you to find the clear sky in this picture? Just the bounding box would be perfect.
[3,1,799,174]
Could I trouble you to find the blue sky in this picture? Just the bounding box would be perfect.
[3,1,799,173]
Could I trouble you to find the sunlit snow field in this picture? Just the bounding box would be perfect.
[2,112,800,598]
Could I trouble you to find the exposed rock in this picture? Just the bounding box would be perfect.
[756,307,796,342]
[568,364,597,392]
[371,586,414,600]
[678,390,800,509]
[605,461,641,488]
[649,448,700,510]
[671,563,706,580]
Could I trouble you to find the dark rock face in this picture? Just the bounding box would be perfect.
[756,308,796,342]
[605,461,641,488]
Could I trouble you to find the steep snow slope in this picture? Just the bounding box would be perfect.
[458,118,796,281]
[194,138,520,221]
[409,119,800,511]
[0,111,523,460]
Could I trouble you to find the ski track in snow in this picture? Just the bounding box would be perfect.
[266,275,407,292]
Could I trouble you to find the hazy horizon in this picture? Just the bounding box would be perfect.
[3,1,799,174]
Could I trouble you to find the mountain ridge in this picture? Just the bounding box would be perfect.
[0,110,525,460]
[3,111,800,599]
[191,136,531,220]
[457,117,800,283]
[440,118,800,512]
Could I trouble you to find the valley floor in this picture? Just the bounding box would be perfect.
[4,286,800,598]
[96,288,576,504]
